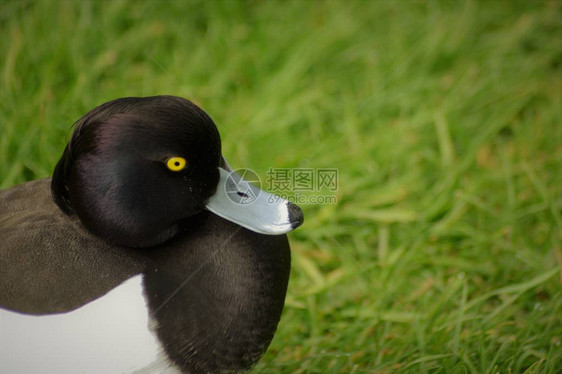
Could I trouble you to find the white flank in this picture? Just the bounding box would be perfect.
[0,275,178,374]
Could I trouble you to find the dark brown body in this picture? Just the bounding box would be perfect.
[0,178,291,372]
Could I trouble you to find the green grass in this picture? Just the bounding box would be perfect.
[1,1,561,372]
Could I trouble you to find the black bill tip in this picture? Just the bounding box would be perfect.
[287,202,304,229]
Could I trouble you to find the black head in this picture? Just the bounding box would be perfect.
[51,96,222,248]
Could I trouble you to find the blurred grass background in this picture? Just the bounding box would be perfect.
[1,0,561,372]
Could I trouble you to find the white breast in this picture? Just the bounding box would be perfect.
[0,275,180,374]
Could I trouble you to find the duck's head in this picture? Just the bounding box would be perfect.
[51,96,303,248]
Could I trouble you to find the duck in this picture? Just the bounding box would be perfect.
[0,96,304,373]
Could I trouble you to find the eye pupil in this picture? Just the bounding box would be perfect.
[175,162,179,166]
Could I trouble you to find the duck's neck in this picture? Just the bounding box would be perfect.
[142,212,290,373]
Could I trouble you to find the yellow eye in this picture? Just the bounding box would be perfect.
[166,157,187,172]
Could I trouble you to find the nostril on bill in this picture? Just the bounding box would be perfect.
[236,191,249,198]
